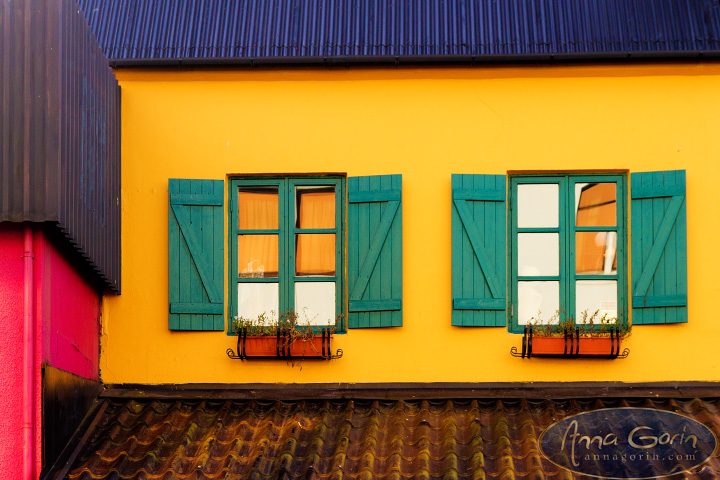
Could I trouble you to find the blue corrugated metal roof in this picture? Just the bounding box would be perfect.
[77,0,720,65]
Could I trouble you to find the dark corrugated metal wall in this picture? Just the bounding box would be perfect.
[58,0,122,293]
[1,0,61,222]
[0,0,121,293]
[78,0,720,61]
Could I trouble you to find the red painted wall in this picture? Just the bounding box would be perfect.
[0,225,26,477]
[0,224,101,478]
[37,233,100,380]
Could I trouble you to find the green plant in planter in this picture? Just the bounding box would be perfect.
[525,310,562,337]
[529,309,630,339]
[233,310,339,343]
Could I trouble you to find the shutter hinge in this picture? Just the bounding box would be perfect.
[510,304,513,317]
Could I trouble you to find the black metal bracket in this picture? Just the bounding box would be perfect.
[226,327,343,360]
[510,325,629,359]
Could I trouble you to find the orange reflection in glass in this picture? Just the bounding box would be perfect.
[576,183,616,227]
[238,187,278,230]
[296,187,335,229]
[576,232,617,275]
[296,234,335,276]
[238,234,278,278]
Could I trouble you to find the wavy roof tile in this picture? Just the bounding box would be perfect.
[77,0,720,66]
[58,397,720,479]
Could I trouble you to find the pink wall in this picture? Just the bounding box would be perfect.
[0,225,26,477]
[0,224,101,478]
[36,233,101,380]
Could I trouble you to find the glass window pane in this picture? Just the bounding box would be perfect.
[576,280,618,323]
[518,281,560,325]
[238,234,278,278]
[296,186,335,229]
[295,282,336,326]
[296,234,335,276]
[517,184,558,228]
[575,182,616,227]
[237,283,278,322]
[576,231,617,275]
[518,233,559,276]
[238,186,278,230]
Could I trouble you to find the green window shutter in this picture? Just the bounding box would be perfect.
[451,174,506,326]
[631,170,687,324]
[348,175,402,328]
[168,179,225,331]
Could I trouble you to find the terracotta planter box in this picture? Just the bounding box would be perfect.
[227,328,342,360]
[530,336,621,356]
[288,336,326,357]
[511,326,628,359]
[241,335,282,357]
[242,335,326,357]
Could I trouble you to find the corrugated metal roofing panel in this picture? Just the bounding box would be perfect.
[0,0,121,293]
[77,0,720,63]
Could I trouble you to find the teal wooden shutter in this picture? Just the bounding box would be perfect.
[631,170,687,324]
[168,179,225,331]
[348,175,402,328]
[451,174,506,326]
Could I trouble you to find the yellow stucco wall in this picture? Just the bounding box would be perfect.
[103,63,720,384]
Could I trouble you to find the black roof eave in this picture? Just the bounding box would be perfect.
[108,50,720,68]
[99,381,720,400]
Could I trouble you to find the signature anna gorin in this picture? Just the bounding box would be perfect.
[538,407,717,479]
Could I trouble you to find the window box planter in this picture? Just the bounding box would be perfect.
[227,328,343,360]
[511,325,629,359]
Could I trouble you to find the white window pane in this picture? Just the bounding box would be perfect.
[518,233,559,276]
[517,184,558,228]
[295,282,336,326]
[518,281,559,325]
[575,280,618,323]
[237,283,278,322]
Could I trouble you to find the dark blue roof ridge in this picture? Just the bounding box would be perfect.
[78,0,720,65]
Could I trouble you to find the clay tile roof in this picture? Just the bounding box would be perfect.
[58,397,720,479]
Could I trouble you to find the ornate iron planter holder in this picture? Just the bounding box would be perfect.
[511,325,629,359]
[227,327,343,360]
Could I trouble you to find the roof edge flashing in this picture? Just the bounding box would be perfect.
[99,381,720,400]
[108,51,720,69]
